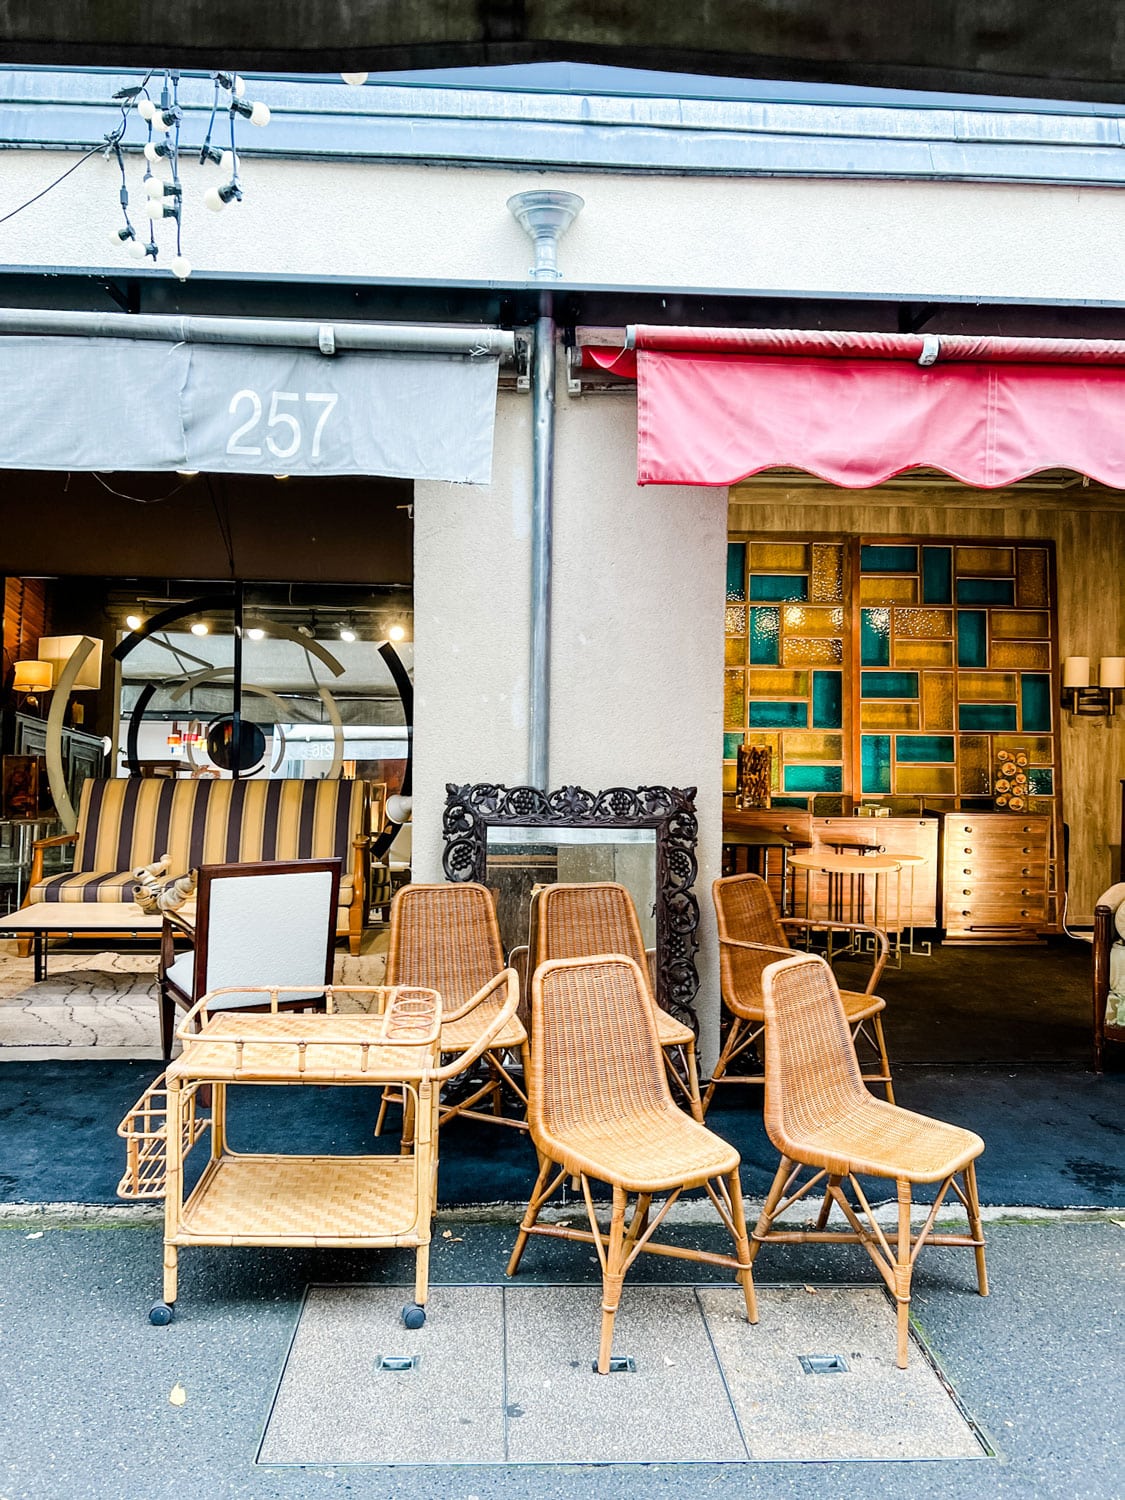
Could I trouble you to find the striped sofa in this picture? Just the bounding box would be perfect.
[25,777,368,953]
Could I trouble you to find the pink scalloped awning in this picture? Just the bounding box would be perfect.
[589,327,1125,490]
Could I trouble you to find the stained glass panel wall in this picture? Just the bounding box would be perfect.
[725,535,1059,821]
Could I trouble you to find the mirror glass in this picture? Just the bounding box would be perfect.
[484,824,657,956]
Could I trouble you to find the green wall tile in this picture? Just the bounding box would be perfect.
[749,701,808,729]
[959,703,1018,732]
[957,611,988,667]
[956,577,1016,605]
[723,732,743,761]
[749,607,780,665]
[861,735,891,794]
[895,735,955,763]
[1020,673,1053,732]
[750,574,809,602]
[861,608,890,666]
[812,671,842,728]
[861,671,920,699]
[726,542,746,601]
[922,546,953,604]
[861,544,918,573]
[784,765,843,793]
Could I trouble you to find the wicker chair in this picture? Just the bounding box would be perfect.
[508,955,757,1374]
[703,872,895,1111]
[529,882,704,1122]
[752,953,988,1369]
[375,882,530,1134]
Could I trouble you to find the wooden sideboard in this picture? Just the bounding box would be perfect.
[941,811,1051,944]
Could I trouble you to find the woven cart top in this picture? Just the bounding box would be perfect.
[167,986,441,1083]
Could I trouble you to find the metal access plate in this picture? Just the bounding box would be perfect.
[258,1283,986,1466]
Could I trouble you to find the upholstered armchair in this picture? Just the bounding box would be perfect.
[1092,882,1125,1071]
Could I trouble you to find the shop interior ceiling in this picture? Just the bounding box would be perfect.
[0,470,412,582]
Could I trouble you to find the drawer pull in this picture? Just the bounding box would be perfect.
[962,888,971,895]
[1023,825,1033,833]
[1021,867,1031,876]
[1020,909,1030,918]
[963,846,973,854]
[961,825,974,833]
[1022,847,1031,854]
[961,909,972,916]
[1021,888,1031,896]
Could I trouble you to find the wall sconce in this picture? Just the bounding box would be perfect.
[1062,655,1125,716]
[37,635,103,692]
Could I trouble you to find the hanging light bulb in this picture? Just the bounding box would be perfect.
[341,72,369,86]
[109,224,132,248]
[144,139,173,164]
[219,149,235,175]
[126,238,149,261]
[339,626,357,643]
[170,254,192,281]
[144,175,165,199]
[176,470,199,478]
[137,98,156,122]
[145,199,167,220]
[203,181,242,212]
[149,113,169,134]
[232,75,246,98]
[232,97,270,127]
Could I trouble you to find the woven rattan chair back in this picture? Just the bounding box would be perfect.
[533,881,649,975]
[759,953,868,1155]
[713,873,790,1020]
[387,883,505,1009]
[530,955,672,1138]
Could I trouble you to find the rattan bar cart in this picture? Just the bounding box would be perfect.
[118,975,517,1328]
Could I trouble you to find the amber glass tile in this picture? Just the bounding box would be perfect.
[894,640,953,668]
[783,731,844,762]
[725,637,745,667]
[860,576,917,605]
[991,640,1051,670]
[894,608,953,638]
[783,637,844,665]
[1006,735,1054,765]
[810,543,844,602]
[781,605,845,637]
[722,761,737,793]
[895,765,957,795]
[750,542,809,572]
[725,603,747,636]
[861,701,919,730]
[746,669,809,697]
[922,672,955,730]
[958,735,991,797]
[990,610,1050,640]
[724,670,745,728]
[1028,797,1054,814]
[1017,547,1049,607]
[959,671,1019,702]
[956,546,1014,575]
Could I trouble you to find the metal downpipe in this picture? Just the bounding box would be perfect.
[528,297,556,790]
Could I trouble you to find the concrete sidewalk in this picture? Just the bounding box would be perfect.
[0,1212,1120,1499]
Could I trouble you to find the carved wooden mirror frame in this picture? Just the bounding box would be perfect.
[442,783,700,1029]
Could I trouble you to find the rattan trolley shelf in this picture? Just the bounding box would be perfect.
[117,981,519,1331]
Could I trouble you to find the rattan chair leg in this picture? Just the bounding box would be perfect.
[814,1175,840,1231]
[895,1180,913,1369]
[414,1239,430,1309]
[726,1168,759,1324]
[597,1187,629,1375]
[701,1017,750,1113]
[681,1044,704,1123]
[374,1089,393,1138]
[870,1013,895,1103]
[749,1154,794,1263]
[964,1162,989,1296]
[507,1156,556,1276]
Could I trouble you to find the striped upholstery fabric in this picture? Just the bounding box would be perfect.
[28,777,364,927]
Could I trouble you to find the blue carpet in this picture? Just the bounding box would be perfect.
[0,1059,1121,1209]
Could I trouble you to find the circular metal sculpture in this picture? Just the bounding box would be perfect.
[206,716,266,773]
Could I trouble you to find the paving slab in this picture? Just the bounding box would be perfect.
[700,1284,984,1462]
[258,1284,506,1466]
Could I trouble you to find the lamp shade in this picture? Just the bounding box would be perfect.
[13,659,52,692]
[1100,657,1125,690]
[37,635,103,691]
[1063,656,1091,689]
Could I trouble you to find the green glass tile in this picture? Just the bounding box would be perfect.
[861,735,891,794]
[922,547,953,604]
[723,732,743,761]
[750,574,808,602]
[726,542,747,601]
[895,735,955,763]
[1028,768,1054,795]
[749,607,780,665]
[812,670,842,729]
[1021,673,1053,732]
[861,608,890,667]
[861,544,918,573]
[861,671,919,699]
[771,797,809,809]
[957,611,988,667]
[955,577,1015,605]
[749,701,808,729]
[960,703,1018,732]
[784,765,843,793]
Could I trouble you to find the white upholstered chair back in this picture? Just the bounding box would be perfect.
[198,863,338,1010]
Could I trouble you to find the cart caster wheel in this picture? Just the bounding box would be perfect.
[401,1303,426,1329]
[149,1301,175,1326]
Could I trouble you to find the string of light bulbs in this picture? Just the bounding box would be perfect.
[107,69,271,280]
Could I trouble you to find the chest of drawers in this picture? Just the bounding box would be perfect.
[941,812,1051,943]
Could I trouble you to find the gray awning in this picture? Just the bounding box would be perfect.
[0,315,510,482]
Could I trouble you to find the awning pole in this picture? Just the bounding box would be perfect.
[529,292,555,790]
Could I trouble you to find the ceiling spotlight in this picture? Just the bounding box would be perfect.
[341,72,369,86]
[246,627,265,642]
[387,623,406,642]
[176,470,199,478]
[190,621,209,637]
[125,614,143,630]
[339,626,357,643]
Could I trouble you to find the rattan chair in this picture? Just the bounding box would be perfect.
[703,872,894,1111]
[508,954,757,1374]
[375,882,530,1133]
[752,953,988,1369]
[529,882,704,1122]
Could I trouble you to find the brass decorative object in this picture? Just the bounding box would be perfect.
[993,748,1030,810]
[737,743,771,809]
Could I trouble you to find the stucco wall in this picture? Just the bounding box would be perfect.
[6,150,1125,302]
[414,384,728,1063]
